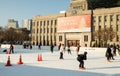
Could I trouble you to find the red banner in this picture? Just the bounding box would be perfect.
[57,15,91,32]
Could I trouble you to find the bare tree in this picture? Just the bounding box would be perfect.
[93,28,116,47]
[2,28,30,44]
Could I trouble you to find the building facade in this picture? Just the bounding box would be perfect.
[22,19,32,31]
[32,14,65,45]
[92,7,120,46]
[5,19,19,29]
[32,0,120,47]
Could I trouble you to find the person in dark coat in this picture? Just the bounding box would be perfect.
[113,44,117,56]
[77,51,87,70]
[105,46,114,62]
[58,43,61,51]
[50,43,54,53]
[38,44,41,49]
[30,45,32,49]
[67,44,71,54]
[3,49,7,52]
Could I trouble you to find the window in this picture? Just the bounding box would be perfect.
[40,28,42,33]
[47,20,49,25]
[59,36,62,41]
[55,20,57,25]
[85,44,87,47]
[39,36,41,41]
[110,15,113,21]
[37,21,39,26]
[47,36,49,41]
[36,36,38,42]
[43,36,45,40]
[55,28,56,33]
[104,16,107,22]
[54,35,56,41]
[93,16,96,22]
[117,35,119,41]
[84,35,88,42]
[40,21,42,26]
[51,20,53,25]
[47,28,49,33]
[92,26,95,32]
[51,36,52,41]
[44,28,45,33]
[99,26,101,30]
[116,15,120,21]
[98,16,101,22]
[51,28,53,33]
[116,25,119,31]
[44,21,46,26]
[40,36,41,41]
[37,29,39,33]
[110,25,113,29]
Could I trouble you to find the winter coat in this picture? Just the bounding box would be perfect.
[77,54,84,61]
[77,52,87,61]
[60,45,64,53]
[105,47,112,57]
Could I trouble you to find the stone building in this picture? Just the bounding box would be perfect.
[32,14,65,45]
[5,19,19,29]
[32,0,120,47]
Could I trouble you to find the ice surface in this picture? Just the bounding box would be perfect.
[0,45,120,76]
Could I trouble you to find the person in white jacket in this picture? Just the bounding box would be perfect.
[59,44,65,59]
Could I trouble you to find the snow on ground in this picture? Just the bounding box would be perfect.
[0,45,120,76]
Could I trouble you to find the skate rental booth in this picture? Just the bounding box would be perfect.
[57,15,91,47]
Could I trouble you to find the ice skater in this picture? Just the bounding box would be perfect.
[50,43,54,53]
[58,43,61,51]
[77,51,87,70]
[59,44,64,59]
[113,43,117,56]
[38,44,41,49]
[67,44,71,54]
[10,43,14,54]
[76,44,80,55]
[105,45,114,62]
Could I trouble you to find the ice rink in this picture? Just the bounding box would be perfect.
[0,45,120,76]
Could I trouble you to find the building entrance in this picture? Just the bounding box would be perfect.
[67,40,80,46]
